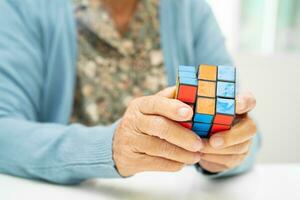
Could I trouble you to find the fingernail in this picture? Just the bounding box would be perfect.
[211,135,224,149]
[178,107,190,118]
[193,139,204,151]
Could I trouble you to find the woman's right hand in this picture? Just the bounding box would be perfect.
[113,87,204,177]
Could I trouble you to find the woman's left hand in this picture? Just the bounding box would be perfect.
[198,92,257,173]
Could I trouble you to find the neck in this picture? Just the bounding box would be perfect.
[101,0,138,16]
[101,0,138,34]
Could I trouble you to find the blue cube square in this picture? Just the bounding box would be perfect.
[216,98,235,115]
[192,123,211,132]
[179,71,196,79]
[179,65,196,73]
[194,130,209,138]
[179,77,198,86]
[217,81,235,98]
[218,65,236,82]
[194,114,214,123]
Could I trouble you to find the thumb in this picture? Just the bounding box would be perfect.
[236,91,256,114]
[156,86,176,99]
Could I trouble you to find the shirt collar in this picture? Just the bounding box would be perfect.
[73,0,152,56]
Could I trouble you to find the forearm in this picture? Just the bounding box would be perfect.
[0,117,121,185]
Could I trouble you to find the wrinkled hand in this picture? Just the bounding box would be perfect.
[113,87,203,177]
[198,92,257,173]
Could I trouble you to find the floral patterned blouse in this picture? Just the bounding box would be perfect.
[71,0,167,126]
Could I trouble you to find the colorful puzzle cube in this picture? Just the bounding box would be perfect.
[175,64,236,138]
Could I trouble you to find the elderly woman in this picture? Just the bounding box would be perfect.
[0,0,259,184]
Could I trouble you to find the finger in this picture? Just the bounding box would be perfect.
[209,116,257,149]
[156,86,176,98]
[198,160,228,173]
[200,139,252,155]
[137,154,185,173]
[200,153,248,169]
[137,115,203,152]
[137,95,193,121]
[135,133,201,164]
[236,91,256,114]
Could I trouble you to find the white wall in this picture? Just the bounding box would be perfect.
[234,53,300,163]
[208,0,300,163]
[207,0,241,52]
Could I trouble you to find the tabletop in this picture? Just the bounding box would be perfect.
[0,164,300,200]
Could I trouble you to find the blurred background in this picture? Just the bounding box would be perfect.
[208,0,300,163]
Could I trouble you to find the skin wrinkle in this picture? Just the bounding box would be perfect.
[113,86,257,176]
[73,0,258,176]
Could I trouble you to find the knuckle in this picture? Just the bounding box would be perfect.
[136,114,147,132]
[229,155,246,168]
[120,115,133,130]
[224,155,237,168]
[240,141,252,154]
[129,96,148,113]
[231,145,242,154]
[138,95,159,114]
[247,117,257,135]
[238,145,248,154]
[229,154,245,167]
[128,97,141,110]
[152,116,170,136]
[161,142,176,157]
[159,141,170,154]
[149,96,160,113]
[121,110,143,133]
[233,142,248,154]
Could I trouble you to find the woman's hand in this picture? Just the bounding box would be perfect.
[113,87,203,177]
[198,92,257,173]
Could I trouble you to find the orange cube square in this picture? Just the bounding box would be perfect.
[196,97,215,115]
[198,80,216,97]
[198,65,217,81]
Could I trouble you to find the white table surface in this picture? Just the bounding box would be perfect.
[0,164,299,200]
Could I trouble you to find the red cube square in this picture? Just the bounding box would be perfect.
[177,85,197,103]
[214,114,234,125]
[210,124,230,134]
[179,122,193,130]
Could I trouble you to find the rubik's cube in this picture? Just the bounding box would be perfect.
[175,64,236,138]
